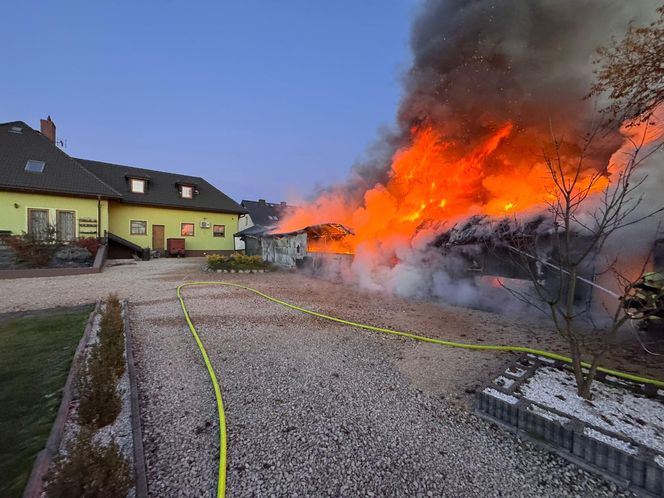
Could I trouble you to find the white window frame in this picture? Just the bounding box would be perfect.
[130,179,146,193]
[130,219,148,235]
[27,208,50,240]
[56,209,77,241]
[213,224,225,237]
[26,207,81,240]
[181,222,195,237]
[180,185,193,199]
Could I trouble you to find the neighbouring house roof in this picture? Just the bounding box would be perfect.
[241,199,295,227]
[0,121,121,198]
[235,224,272,239]
[79,159,246,214]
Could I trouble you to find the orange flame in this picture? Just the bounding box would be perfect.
[279,121,628,255]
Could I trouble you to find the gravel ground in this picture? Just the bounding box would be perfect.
[171,284,633,497]
[1,258,658,496]
[131,295,218,496]
[0,259,203,312]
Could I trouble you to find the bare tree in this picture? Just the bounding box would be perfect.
[500,4,664,397]
[501,125,662,399]
[589,4,664,124]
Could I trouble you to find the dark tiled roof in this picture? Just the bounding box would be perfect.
[241,199,295,227]
[79,158,246,214]
[0,121,120,198]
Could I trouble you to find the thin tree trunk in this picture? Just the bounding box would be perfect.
[569,340,589,398]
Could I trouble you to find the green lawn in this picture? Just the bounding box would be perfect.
[0,307,92,497]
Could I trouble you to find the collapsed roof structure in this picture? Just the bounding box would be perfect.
[235,223,353,268]
[431,214,607,306]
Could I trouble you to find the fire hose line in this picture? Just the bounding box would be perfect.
[176,283,227,498]
[176,281,664,498]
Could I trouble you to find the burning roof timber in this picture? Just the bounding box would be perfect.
[235,223,353,240]
[432,215,554,248]
[268,223,353,239]
[432,214,601,308]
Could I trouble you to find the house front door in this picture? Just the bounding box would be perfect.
[152,225,165,252]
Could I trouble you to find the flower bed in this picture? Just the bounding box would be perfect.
[33,296,147,498]
[1,234,101,270]
[476,355,664,496]
[204,253,271,273]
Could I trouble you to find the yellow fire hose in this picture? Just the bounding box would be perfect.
[176,281,664,498]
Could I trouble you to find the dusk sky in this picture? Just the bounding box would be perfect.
[2,1,415,204]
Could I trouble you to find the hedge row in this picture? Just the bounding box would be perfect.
[45,294,132,497]
[207,253,270,271]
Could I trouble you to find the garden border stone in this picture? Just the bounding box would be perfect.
[202,265,266,273]
[122,300,149,498]
[475,354,664,497]
[22,302,100,498]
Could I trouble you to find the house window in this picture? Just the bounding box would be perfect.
[181,223,195,236]
[56,210,76,241]
[130,179,145,193]
[213,224,225,237]
[180,185,193,199]
[25,160,46,173]
[28,209,50,239]
[130,220,147,235]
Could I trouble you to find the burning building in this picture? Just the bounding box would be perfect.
[235,223,353,268]
[273,0,663,307]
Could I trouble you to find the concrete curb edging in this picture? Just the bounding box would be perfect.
[22,302,100,498]
[475,355,664,497]
[122,300,149,498]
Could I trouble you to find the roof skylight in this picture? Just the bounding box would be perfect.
[25,160,46,173]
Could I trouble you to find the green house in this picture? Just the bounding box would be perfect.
[0,118,246,257]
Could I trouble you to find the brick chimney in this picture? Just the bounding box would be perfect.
[40,116,56,143]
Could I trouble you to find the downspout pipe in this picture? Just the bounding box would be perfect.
[97,195,101,239]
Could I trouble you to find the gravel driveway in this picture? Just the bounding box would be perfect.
[170,283,632,497]
[0,259,651,496]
